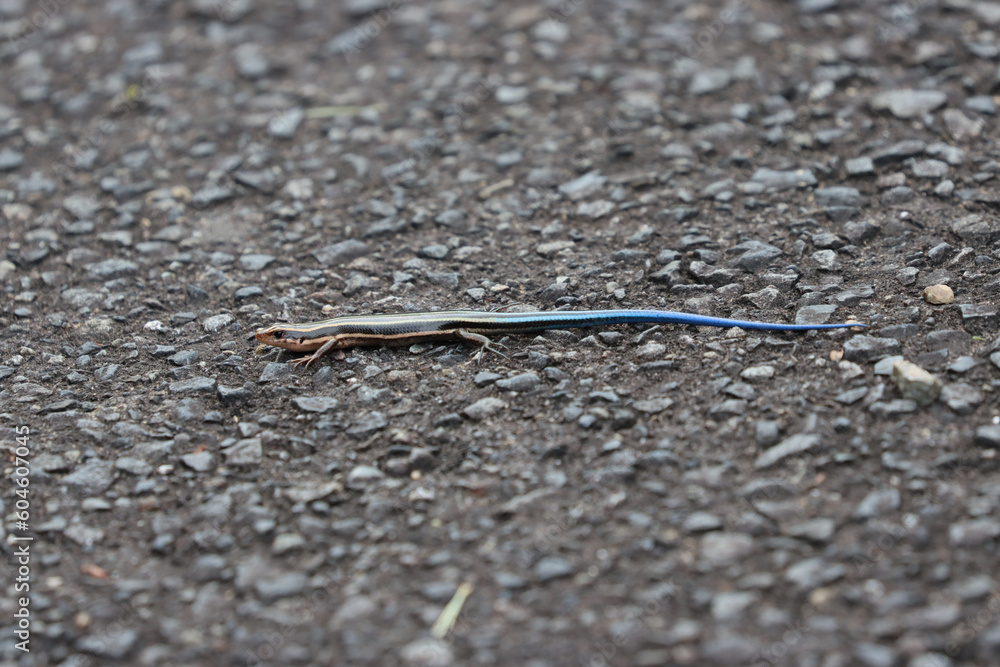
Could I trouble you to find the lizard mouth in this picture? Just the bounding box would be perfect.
[255,328,308,351]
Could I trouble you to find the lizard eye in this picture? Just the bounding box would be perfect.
[270,330,284,339]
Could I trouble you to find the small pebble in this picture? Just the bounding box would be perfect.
[923,284,954,304]
[892,360,943,406]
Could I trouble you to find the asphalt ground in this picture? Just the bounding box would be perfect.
[1,1,1000,665]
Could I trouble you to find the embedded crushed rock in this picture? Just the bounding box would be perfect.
[2,1,1000,666]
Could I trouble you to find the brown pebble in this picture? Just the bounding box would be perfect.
[923,284,954,305]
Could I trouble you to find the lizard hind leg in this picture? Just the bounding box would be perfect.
[291,336,342,368]
[455,329,509,364]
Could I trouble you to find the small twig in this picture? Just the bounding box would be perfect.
[430,582,473,639]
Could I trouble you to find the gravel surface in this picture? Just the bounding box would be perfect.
[1,1,1000,665]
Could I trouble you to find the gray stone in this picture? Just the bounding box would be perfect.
[94,364,119,382]
[224,438,262,465]
[233,43,269,79]
[911,159,949,178]
[951,215,1000,243]
[881,186,915,205]
[755,420,780,447]
[559,171,606,200]
[854,642,896,667]
[576,200,615,219]
[711,591,757,621]
[873,356,905,375]
[535,555,575,581]
[949,519,1000,547]
[844,220,880,244]
[202,314,233,332]
[689,68,732,96]
[473,372,502,387]
[700,532,755,566]
[272,533,306,555]
[942,109,984,141]
[122,40,162,67]
[940,383,983,414]
[926,243,955,265]
[683,512,723,533]
[871,139,927,164]
[496,372,542,392]
[495,85,529,105]
[835,285,874,306]
[218,385,249,404]
[711,399,748,418]
[365,217,407,237]
[965,95,997,115]
[947,356,978,373]
[974,426,1000,448]
[234,286,263,300]
[925,329,971,351]
[733,241,783,271]
[463,397,507,420]
[844,336,902,363]
[347,411,387,438]
[282,178,313,200]
[723,382,756,401]
[426,271,459,289]
[255,572,307,601]
[312,240,369,266]
[744,286,781,309]
[927,142,966,165]
[87,259,138,279]
[814,186,865,207]
[285,480,342,503]
[870,89,947,119]
[191,554,227,581]
[787,518,835,542]
[0,149,24,171]
[796,0,838,12]
[61,460,116,493]
[959,304,998,331]
[268,107,305,139]
[741,365,776,381]
[233,169,277,193]
[347,465,385,486]
[750,167,817,191]
[854,488,900,519]
[191,185,234,208]
[169,377,217,394]
[494,572,527,589]
[495,150,522,169]
[903,604,961,631]
[64,523,105,548]
[892,360,943,406]
[811,249,841,271]
[434,209,467,230]
[181,451,215,472]
[786,557,845,590]
[700,634,761,664]
[633,398,674,414]
[293,396,340,413]
[399,638,454,666]
[419,244,450,259]
[239,254,275,271]
[115,457,153,476]
[755,433,821,468]
[77,629,138,659]
[167,351,198,367]
[869,399,919,416]
[845,156,874,175]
